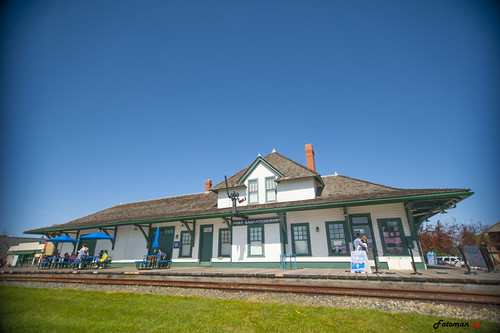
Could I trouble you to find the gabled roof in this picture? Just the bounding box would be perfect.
[25,173,472,234]
[211,151,322,191]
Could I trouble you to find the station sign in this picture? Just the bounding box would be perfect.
[232,218,280,226]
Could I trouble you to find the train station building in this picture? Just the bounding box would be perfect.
[25,144,473,270]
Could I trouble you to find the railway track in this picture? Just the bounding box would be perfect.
[1,274,499,307]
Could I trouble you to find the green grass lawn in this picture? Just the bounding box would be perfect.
[0,286,498,332]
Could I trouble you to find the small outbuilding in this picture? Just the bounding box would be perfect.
[6,241,45,267]
[486,222,500,254]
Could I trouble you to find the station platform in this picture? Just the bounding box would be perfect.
[2,264,499,286]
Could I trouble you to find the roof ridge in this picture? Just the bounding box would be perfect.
[264,151,320,177]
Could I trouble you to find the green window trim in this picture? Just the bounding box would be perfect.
[349,213,376,247]
[248,179,259,204]
[179,230,193,257]
[325,221,350,256]
[218,228,232,257]
[377,218,408,256]
[291,223,312,256]
[265,176,277,202]
[247,224,265,257]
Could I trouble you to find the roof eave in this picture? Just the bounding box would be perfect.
[25,190,473,235]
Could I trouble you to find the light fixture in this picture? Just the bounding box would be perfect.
[316,227,320,232]
[175,235,179,240]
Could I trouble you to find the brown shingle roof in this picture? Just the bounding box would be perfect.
[28,192,219,232]
[486,222,500,233]
[26,173,471,234]
[212,152,319,190]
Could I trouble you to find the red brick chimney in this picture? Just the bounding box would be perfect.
[305,144,316,172]
[205,179,212,192]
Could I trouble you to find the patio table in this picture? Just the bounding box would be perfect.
[145,254,164,269]
[86,256,98,268]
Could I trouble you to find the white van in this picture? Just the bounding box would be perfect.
[437,256,463,267]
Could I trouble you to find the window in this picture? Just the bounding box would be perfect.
[218,228,231,257]
[377,218,407,255]
[265,177,277,202]
[325,221,349,256]
[179,231,192,257]
[248,224,264,256]
[291,223,311,256]
[248,179,258,203]
[350,214,375,246]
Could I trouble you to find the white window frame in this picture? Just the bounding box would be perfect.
[265,177,277,202]
[248,179,259,204]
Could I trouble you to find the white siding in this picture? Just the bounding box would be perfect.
[217,188,247,209]
[231,223,281,262]
[112,225,148,262]
[216,162,319,208]
[282,203,423,264]
[243,163,279,205]
[346,203,422,263]
[277,179,316,202]
[286,208,345,261]
[57,204,421,268]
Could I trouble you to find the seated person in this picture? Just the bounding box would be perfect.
[96,250,109,268]
[69,252,76,263]
[157,249,167,260]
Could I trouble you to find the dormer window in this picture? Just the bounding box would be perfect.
[265,177,277,202]
[248,179,258,204]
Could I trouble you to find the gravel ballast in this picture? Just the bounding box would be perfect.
[2,280,499,323]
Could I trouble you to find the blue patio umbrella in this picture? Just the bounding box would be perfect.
[79,231,115,240]
[46,235,79,257]
[46,235,79,243]
[152,227,160,250]
[80,232,115,256]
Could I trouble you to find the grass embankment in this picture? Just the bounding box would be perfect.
[0,286,497,332]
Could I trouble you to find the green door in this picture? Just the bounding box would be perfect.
[199,225,213,263]
[150,226,175,259]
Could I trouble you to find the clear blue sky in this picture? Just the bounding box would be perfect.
[1,1,499,237]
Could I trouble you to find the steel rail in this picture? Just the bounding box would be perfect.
[1,274,499,307]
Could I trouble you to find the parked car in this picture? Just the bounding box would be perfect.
[437,256,463,267]
[436,258,455,267]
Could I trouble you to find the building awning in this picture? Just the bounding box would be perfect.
[7,250,42,255]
